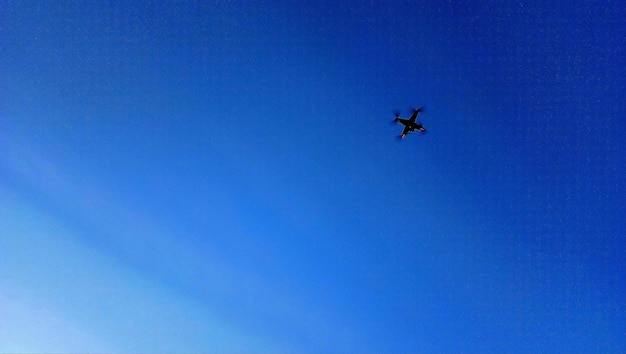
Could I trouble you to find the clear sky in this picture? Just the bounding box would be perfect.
[1,0,625,352]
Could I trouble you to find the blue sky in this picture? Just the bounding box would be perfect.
[1,0,625,352]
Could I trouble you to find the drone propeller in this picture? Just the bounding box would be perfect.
[391,110,401,124]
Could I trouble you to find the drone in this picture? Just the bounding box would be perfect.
[393,107,426,139]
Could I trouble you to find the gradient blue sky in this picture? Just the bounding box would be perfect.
[1,0,625,352]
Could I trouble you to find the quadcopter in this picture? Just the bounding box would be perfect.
[393,107,426,139]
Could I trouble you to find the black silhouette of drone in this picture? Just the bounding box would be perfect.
[393,107,426,139]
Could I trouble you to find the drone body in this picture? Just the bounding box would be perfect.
[394,107,426,139]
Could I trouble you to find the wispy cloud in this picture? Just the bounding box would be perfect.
[0,133,344,352]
